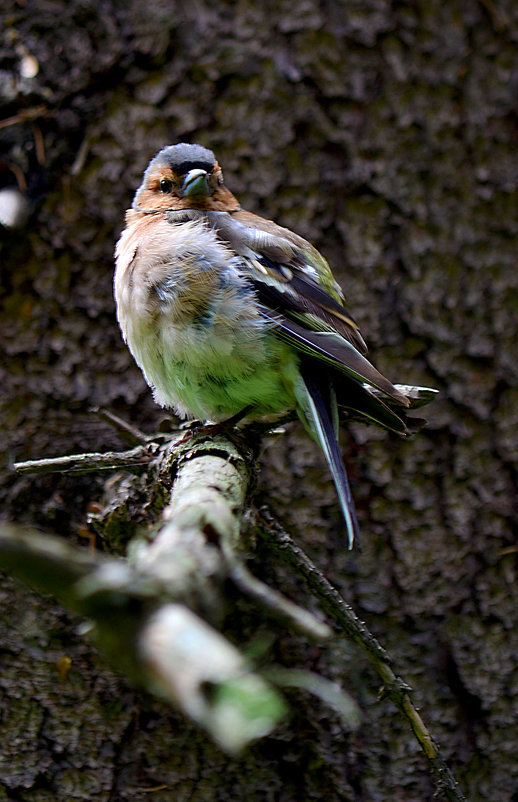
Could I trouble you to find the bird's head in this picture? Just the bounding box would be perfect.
[132,143,240,213]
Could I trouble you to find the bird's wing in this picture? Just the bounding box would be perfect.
[212,209,410,412]
[247,253,369,353]
[212,210,367,353]
[261,306,409,418]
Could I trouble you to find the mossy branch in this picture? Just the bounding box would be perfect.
[5,429,331,753]
[7,419,466,800]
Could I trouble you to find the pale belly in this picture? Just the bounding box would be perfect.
[139,315,299,421]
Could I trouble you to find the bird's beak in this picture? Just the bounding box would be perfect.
[181,169,209,197]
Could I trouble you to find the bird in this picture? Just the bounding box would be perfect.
[114,143,431,549]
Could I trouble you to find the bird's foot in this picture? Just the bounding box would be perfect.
[175,406,256,445]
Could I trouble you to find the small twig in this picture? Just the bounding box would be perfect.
[258,508,392,666]
[70,134,91,176]
[32,123,45,165]
[258,508,468,802]
[223,548,332,642]
[6,161,27,192]
[264,667,361,730]
[0,104,48,130]
[13,445,155,475]
[90,406,151,446]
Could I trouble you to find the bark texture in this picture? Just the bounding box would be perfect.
[1,1,518,800]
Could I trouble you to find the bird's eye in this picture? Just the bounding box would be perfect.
[160,178,173,193]
[217,173,224,186]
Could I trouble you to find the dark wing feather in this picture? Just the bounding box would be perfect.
[214,211,367,352]
[332,375,409,434]
[261,309,409,408]
[251,255,367,353]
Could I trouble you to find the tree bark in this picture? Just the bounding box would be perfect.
[1,1,518,799]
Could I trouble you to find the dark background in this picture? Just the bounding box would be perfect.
[1,0,518,799]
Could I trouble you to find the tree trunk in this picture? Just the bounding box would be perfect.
[1,1,517,799]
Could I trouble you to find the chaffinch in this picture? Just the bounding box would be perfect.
[115,143,431,548]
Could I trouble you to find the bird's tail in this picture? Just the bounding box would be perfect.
[296,366,360,550]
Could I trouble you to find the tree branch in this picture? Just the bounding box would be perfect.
[2,430,333,752]
[5,420,467,799]
[13,445,156,474]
